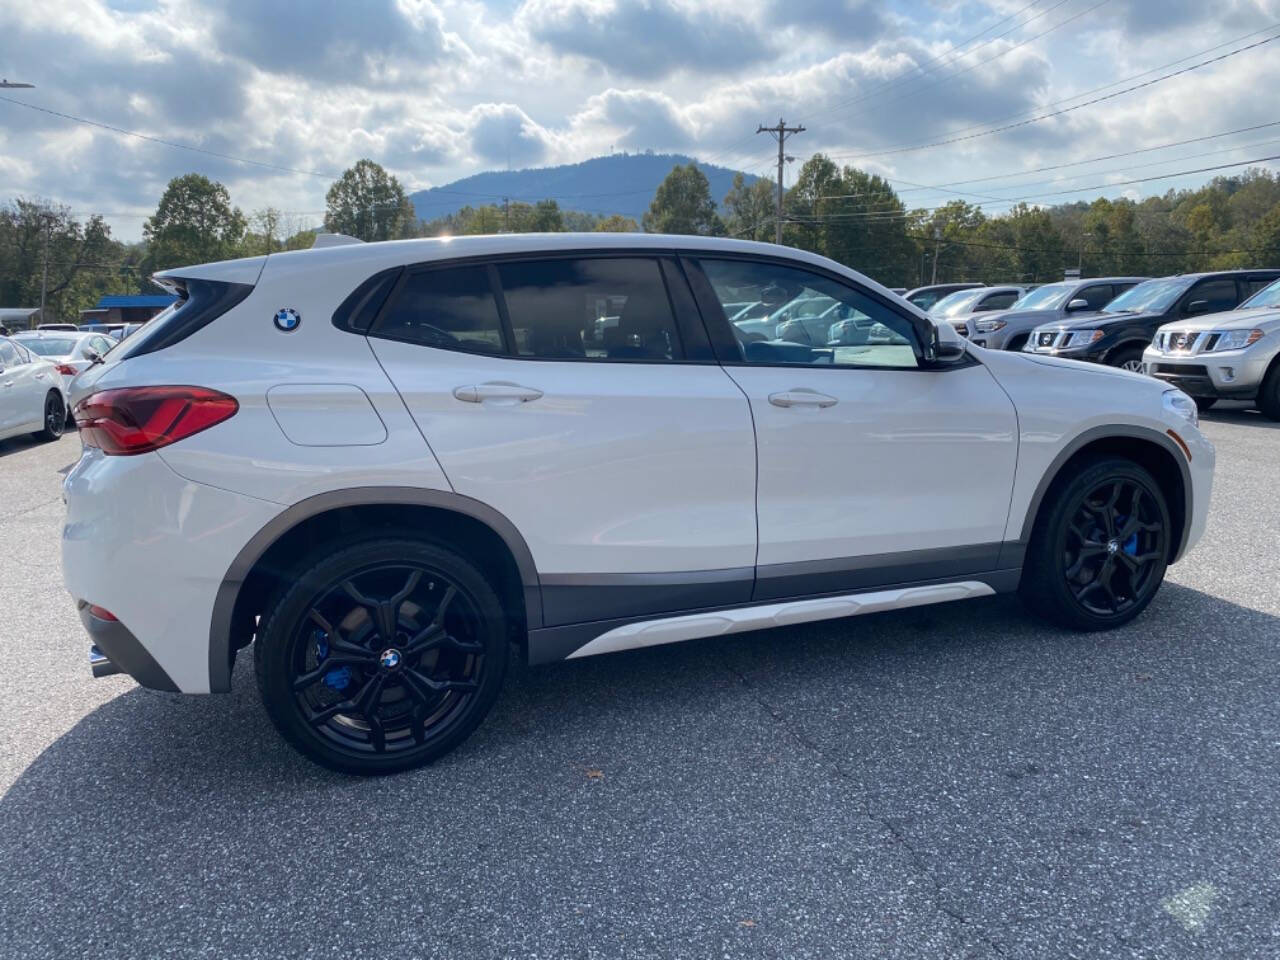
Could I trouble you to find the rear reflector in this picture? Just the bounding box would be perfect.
[87,604,118,621]
[74,386,238,456]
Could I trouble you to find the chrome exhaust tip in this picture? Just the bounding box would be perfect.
[89,644,121,679]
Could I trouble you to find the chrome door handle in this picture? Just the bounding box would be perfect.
[2,381,12,388]
[768,389,838,409]
[453,381,544,404]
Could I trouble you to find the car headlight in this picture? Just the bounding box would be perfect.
[1063,329,1104,347]
[974,318,1007,332]
[1211,328,1264,351]
[1163,388,1198,427]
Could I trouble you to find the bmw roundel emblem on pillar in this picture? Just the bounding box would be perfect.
[274,307,302,332]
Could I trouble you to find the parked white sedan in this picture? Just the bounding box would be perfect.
[13,331,114,391]
[0,337,68,443]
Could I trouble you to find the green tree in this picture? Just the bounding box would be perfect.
[324,159,416,242]
[594,213,640,232]
[0,199,130,323]
[143,174,247,272]
[723,172,775,241]
[1251,202,1280,264]
[782,156,917,285]
[529,199,565,232]
[643,163,723,235]
[246,207,283,255]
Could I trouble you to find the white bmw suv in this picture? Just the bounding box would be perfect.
[63,234,1214,774]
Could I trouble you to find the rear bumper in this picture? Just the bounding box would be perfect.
[78,602,178,691]
[62,447,281,694]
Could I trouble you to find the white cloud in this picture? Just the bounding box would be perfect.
[0,0,1277,239]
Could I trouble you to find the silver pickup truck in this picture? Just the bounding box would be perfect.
[1143,279,1280,418]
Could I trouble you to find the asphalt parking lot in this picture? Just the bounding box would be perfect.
[1,407,1277,960]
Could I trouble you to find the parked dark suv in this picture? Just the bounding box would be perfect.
[1023,270,1280,370]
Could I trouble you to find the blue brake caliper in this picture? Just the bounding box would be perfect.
[313,629,351,691]
[1115,515,1139,556]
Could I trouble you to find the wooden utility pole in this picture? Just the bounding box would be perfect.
[756,118,804,245]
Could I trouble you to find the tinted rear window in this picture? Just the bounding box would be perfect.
[371,265,506,354]
[497,257,682,361]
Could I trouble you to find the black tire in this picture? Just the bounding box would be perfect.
[1019,457,1170,631]
[1194,397,1218,413]
[1107,345,1146,373]
[33,391,65,442]
[1258,362,1280,421]
[255,537,508,775]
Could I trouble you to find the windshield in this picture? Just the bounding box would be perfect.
[1011,283,1073,311]
[1104,277,1192,314]
[16,337,78,356]
[1239,278,1280,309]
[929,289,985,317]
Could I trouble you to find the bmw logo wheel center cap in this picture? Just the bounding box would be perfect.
[379,648,403,670]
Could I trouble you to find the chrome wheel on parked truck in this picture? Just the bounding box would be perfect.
[255,538,507,775]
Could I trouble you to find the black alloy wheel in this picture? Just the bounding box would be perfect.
[1062,477,1167,618]
[36,392,65,441]
[1020,457,1170,630]
[257,539,507,774]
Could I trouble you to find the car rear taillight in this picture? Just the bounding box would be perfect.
[74,386,238,456]
[54,363,78,376]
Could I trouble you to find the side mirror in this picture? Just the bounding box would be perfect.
[85,348,101,363]
[928,326,968,365]
[1186,299,1210,315]
[1066,298,1090,312]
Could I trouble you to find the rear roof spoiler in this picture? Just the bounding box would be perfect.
[312,232,365,249]
[152,255,267,290]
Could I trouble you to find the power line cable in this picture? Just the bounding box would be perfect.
[889,118,1280,192]
[0,94,342,179]
[802,0,1104,129]
[825,28,1280,162]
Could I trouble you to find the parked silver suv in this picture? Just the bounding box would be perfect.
[1143,277,1280,418]
[966,277,1147,351]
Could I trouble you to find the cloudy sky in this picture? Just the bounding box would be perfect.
[1,0,1278,240]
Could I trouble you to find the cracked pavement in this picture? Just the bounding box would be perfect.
[1,404,1278,958]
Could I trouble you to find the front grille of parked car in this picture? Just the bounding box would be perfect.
[1153,363,1209,376]
[1165,330,1200,352]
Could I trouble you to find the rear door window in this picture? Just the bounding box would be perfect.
[497,257,683,361]
[371,265,506,355]
[977,290,1019,311]
[1184,279,1239,315]
[1077,284,1114,310]
[1243,276,1276,299]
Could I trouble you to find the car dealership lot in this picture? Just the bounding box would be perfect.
[1,411,1277,959]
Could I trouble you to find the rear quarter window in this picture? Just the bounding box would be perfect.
[369,265,506,355]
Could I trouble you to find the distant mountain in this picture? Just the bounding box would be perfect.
[408,153,761,224]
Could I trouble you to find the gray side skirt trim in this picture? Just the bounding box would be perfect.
[529,567,1022,664]
[207,486,543,694]
[754,543,1004,601]
[540,567,754,626]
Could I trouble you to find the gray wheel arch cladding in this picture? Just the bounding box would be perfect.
[207,487,542,694]
[1011,424,1193,566]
